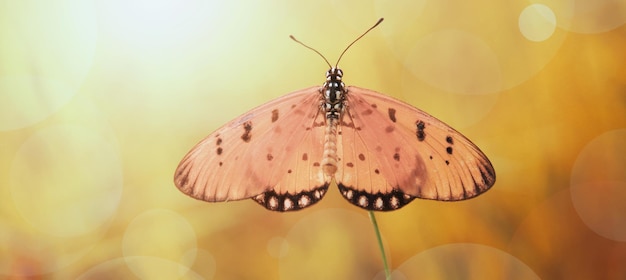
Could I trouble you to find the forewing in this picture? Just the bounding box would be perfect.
[336,86,495,211]
[174,86,330,211]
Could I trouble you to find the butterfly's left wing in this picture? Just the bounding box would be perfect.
[175,86,330,211]
[336,86,496,211]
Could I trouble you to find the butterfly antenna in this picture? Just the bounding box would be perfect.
[335,18,384,67]
[290,35,332,68]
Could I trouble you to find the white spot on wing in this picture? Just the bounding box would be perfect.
[375,197,384,210]
[390,196,400,209]
[284,198,294,210]
[269,196,278,210]
[298,195,310,207]
[358,196,368,207]
[346,190,353,199]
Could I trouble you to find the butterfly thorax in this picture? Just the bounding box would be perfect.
[321,67,346,120]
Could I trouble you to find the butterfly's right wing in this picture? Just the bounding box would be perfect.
[174,86,330,211]
[336,86,495,211]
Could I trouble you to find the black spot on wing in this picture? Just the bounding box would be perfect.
[393,153,400,161]
[302,153,308,161]
[416,120,426,141]
[216,147,223,155]
[388,108,397,122]
[446,136,454,154]
[241,121,252,142]
[358,154,366,161]
[267,154,274,161]
[271,109,279,123]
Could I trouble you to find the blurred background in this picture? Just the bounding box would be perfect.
[1,0,625,279]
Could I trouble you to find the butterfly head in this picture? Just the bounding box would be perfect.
[326,67,343,81]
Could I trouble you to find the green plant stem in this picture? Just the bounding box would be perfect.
[369,211,391,280]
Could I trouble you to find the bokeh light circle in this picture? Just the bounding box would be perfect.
[9,124,123,237]
[570,129,626,241]
[390,243,539,279]
[122,209,198,279]
[0,0,97,131]
[519,4,557,42]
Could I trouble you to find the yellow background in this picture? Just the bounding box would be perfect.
[1,0,625,279]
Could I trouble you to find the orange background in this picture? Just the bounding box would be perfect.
[1,0,625,279]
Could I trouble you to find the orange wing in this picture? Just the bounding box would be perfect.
[335,86,496,211]
[174,86,330,211]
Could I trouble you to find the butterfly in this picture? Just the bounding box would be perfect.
[174,18,495,212]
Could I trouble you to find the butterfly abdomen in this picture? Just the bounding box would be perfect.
[321,118,339,175]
